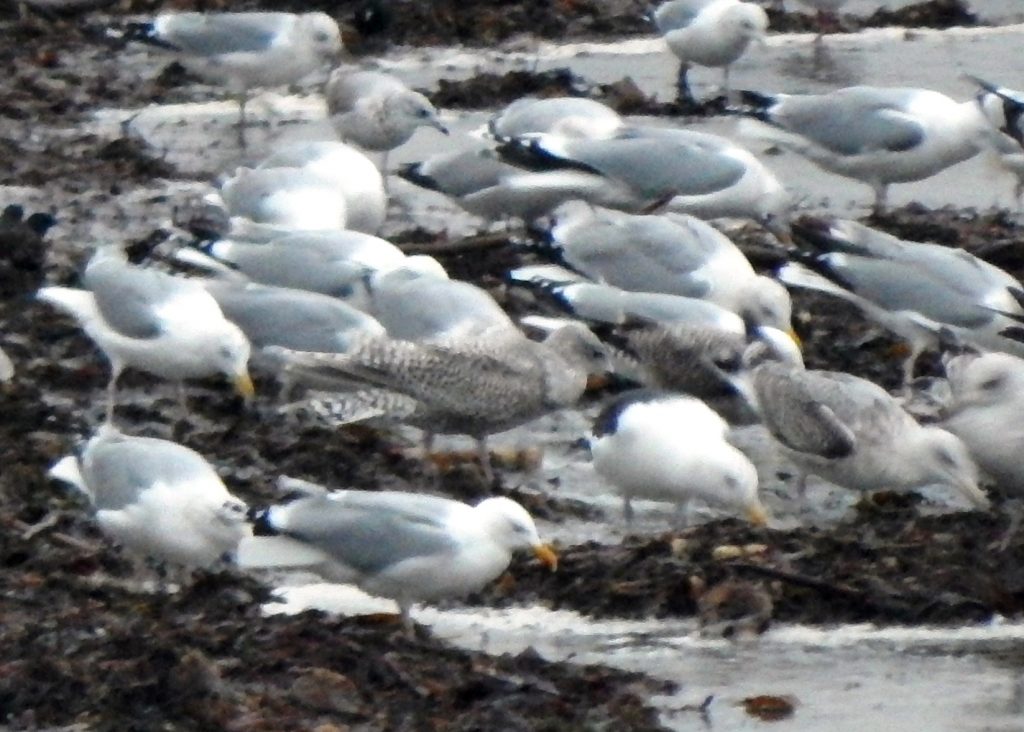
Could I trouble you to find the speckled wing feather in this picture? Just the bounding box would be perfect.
[752,363,857,458]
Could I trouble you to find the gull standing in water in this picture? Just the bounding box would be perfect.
[38,248,253,422]
[126,12,342,144]
[652,0,768,104]
[238,482,556,632]
[739,86,993,213]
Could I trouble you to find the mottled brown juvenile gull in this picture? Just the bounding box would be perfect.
[48,426,249,568]
[237,484,556,631]
[745,335,989,510]
[653,0,768,104]
[590,389,767,524]
[273,324,609,480]
[37,248,253,422]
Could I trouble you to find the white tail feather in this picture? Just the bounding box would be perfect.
[236,535,329,569]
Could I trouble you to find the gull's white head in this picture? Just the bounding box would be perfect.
[741,277,794,335]
[385,91,449,139]
[474,496,557,570]
[214,323,255,399]
[947,352,1024,408]
[300,12,344,60]
[726,4,769,43]
[914,427,988,510]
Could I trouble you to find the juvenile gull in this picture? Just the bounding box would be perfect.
[38,249,253,421]
[744,334,989,510]
[127,12,342,137]
[48,426,250,568]
[274,324,609,480]
[739,86,992,213]
[257,141,387,235]
[942,352,1024,493]
[326,69,448,171]
[652,0,768,104]
[590,389,767,524]
[237,484,556,630]
[533,205,794,332]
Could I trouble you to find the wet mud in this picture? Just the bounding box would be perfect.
[0,3,1022,729]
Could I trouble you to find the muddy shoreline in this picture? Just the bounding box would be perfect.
[2,3,1024,729]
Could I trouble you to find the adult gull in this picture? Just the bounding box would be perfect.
[38,248,253,421]
[49,426,250,568]
[238,484,556,630]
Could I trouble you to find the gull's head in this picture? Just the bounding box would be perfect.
[946,352,1024,409]
[917,427,989,510]
[388,92,449,138]
[474,496,557,571]
[728,4,769,43]
[544,323,612,375]
[741,277,794,335]
[722,458,767,527]
[215,325,255,400]
[302,12,344,61]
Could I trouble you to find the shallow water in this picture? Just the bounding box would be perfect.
[37,18,1024,730]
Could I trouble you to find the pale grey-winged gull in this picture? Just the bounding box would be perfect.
[256,141,386,235]
[739,86,992,213]
[941,352,1024,493]
[532,205,794,333]
[273,323,609,481]
[778,249,1024,387]
[219,167,349,239]
[971,77,1024,206]
[179,231,412,307]
[744,333,989,510]
[367,264,519,343]
[652,0,768,104]
[48,426,250,567]
[237,485,556,630]
[486,96,622,141]
[498,126,791,231]
[202,280,385,385]
[325,69,448,172]
[37,248,253,422]
[509,263,747,333]
[590,389,766,524]
[397,147,606,225]
[127,12,342,139]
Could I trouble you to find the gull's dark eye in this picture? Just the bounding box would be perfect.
[315,32,330,42]
[980,376,1004,391]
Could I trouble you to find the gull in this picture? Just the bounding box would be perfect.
[366,264,519,343]
[743,333,990,510]
[237,483,557,631]
[219,166,349,240]
[126,12,342,141]
[780,220,1024,385]
[971,77,1024,206]
[202,280,385,384]
[177,232,437,312]
[38,248,253,422]
[486,96,623,141]
[256,141,387,235]
[590,389,767,525]
[532,204,794,332]
[652,0,768,104]
[48,426,250,568]
[942,352,1024,493]
[273,324,609,481]
[739,86,992,213]
[498,126,791,231]
[325,69,448,172]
